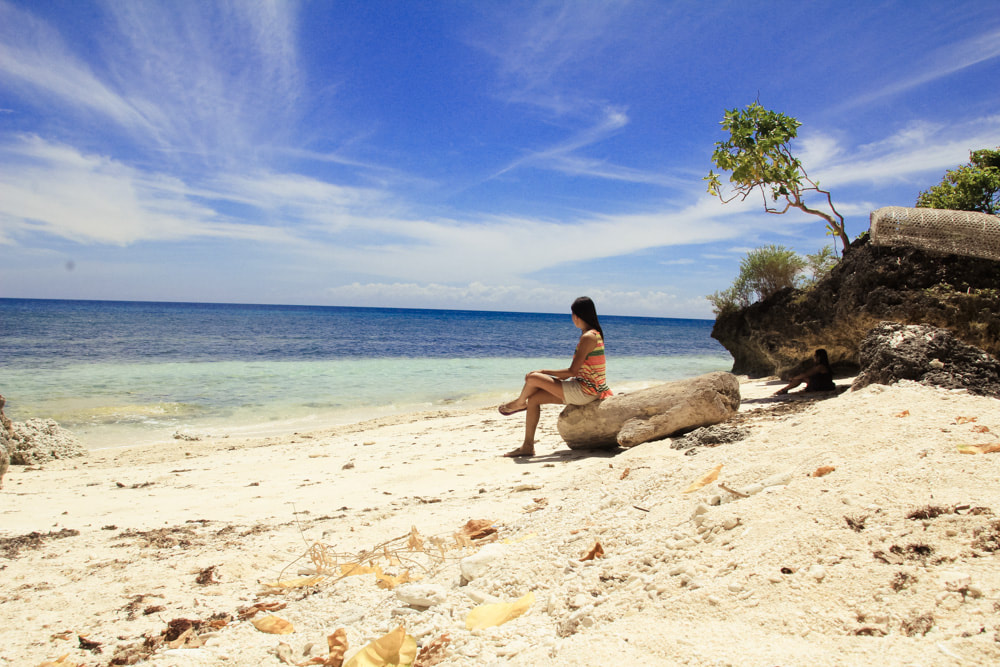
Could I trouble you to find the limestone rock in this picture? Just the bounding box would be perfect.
[8,418,87,465]
[711,234,1000,378]
[557,372,741,450]
[395,583,448,608]
[852,322,1000,398]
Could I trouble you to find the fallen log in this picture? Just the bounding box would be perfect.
[557,371,741,450]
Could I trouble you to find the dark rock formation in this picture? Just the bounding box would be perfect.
[557,371,740,450]
[712,235,1000,378]
[852,322,1000,398]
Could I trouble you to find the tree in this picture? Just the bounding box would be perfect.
[916,147,1000,215]
[705,102,849,253]
[799,244,838,287]
[707,244,806,315]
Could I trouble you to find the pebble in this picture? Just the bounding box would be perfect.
[460,543,505,581]
[396,583,448,608]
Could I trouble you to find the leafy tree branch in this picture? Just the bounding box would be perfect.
[705,102,849,253]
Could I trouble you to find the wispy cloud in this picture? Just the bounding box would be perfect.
[839,26,1000,111]
[803,114,1000,188]
[0,135,299,245]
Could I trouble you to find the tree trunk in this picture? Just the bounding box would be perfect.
[557,372,741,450]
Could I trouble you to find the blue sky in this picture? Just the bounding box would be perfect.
[1,1,998,318]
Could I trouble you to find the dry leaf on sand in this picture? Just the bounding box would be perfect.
[414,633,450,667]
[261,576,325,590]
[36,656,82,667]
[458,519,497,541]
[343,626,416,667]
[276,642,297,665]
[580,541,604,561]
[375,568,415,590]
[252,615,294,635]
[895,410,910,418]
[682,464,723,493]
[957,443,1000,455]
[812,466,836,477]
[407,526,424,551]
[465,592,535,630]
[324,628,349,667]
[955,416,977,424]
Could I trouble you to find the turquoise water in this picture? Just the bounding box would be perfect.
[0,299,731,448]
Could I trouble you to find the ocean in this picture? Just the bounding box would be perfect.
[0,298,731,449]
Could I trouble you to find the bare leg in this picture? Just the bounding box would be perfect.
[504,375,564,457]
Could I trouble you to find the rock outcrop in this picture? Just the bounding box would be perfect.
[8,418,86,465]
[711,235,1000,378]
[852,322,1000,398]
[557,371,740,450]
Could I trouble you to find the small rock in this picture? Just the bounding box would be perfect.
[460,543,505,581]
[396,583,448,608]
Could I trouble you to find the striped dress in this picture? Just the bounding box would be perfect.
[577,331,612,399]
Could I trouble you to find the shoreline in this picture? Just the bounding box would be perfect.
[3,377,1000,666]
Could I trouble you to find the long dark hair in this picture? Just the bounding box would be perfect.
[572,296,604,338]
[814,348,830,369]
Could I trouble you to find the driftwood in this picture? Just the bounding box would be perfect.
[557,371,741,450]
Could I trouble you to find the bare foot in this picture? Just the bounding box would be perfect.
[503,446,534,457]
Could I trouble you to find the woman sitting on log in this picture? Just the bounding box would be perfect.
[498,297,612,457]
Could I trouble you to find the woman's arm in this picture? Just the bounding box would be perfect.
[533,331,599,380]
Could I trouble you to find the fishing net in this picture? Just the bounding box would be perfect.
[870,206,1000,261]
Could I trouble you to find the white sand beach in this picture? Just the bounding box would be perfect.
[3,377,1000,666]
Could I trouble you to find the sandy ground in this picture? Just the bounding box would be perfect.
[2,377,1000,666]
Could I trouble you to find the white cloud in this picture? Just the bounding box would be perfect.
[0,136,296,245]
[840,27,1000,110]
[323,280,713,318]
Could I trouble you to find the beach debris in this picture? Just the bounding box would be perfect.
[718,482,748,498]
[77,635,102,654]
[276,642,297,665]
[682,464,722,493]
[971,520,1000,552]
[812,465,836,477]
[288,628,349,666]
[413,633,451,667]
[580,541,604,561]
[460,543,504,581]
[523,497,548,512]
[35,656,82,667]
[396,583,448,608]
[195,564,219,584]
[895,410,910,418]
[954,416,977,424]
[620,467,631,479]
[1,528,79,559]
[465,591,535,630]
[161,616,229,648]
[906,505,952,520]
[456,519,496,542]
[172,431,201,441]
[900,613,935,637]
[262,576,326,590]
[238,601,287,620]
[343,626,416,667]
[253,614,295,635]
[957,443,1000,454]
